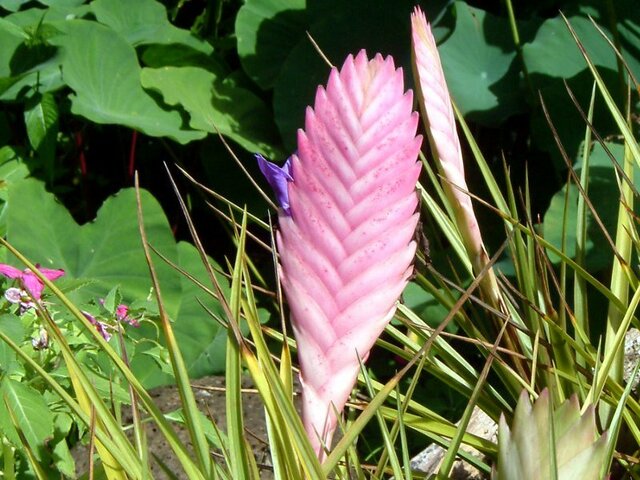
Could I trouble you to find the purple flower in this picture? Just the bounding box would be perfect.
[82,311,112,342]
[0,264,65,300]
[255,153,293,215]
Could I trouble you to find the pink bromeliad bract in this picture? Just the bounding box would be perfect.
[263,50,422,459]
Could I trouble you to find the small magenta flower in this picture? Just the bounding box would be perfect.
[0,264,65,300]
[263,50,422,459]
[116,303,139,327]
[82,311,112,342]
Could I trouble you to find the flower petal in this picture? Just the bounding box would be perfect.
[39,268,65,281]
[21,272,44,299]
[0,264,23,279]
[255,153,293,215]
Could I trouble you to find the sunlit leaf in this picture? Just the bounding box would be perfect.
[91,0,212,52]
[438,2,524,124]
[0,377,54,462]
[50,20,203,144]
[141,65,282,157]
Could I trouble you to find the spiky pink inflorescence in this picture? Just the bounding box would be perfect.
[411,7,484,265]
[276,50,422,459]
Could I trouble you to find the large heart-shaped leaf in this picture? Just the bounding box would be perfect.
[49,20,203,144]
[6,178,182,314]
[6,179,232,384]
[235,0,307,90]
[141,65,282,157]
[523,14,640,81]
[438,2,524,124]
[91,0,212,52]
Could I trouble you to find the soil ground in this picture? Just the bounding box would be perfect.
[73,376,278,479]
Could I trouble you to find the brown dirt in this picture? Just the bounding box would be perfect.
[73,376,279,479]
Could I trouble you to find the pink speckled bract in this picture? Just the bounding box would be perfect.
[411,7,484,262]
[276,50,422,459]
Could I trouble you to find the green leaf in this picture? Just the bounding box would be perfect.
[402,282,457,332]
[6,178,182,318]
[171,241,229,378]
[24,91,58,151]
[438,2,524,124]
[543,142,625,270]
[0,147,29,237]
[91,0,212,52]
[235,0,307,90]
[523,14,640,81]
[141,65,281,156]
[0,18,29,93]
[0,0,33,12]
[102,285,122,314]
[50,411,76,478]
[0,11,65,100]
[0,377,54,462]
[6,179,232,385]
[38,0,86,7]
[0,313,25,377]
[50,20,203,144]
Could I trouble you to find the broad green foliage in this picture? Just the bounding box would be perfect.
[141,65,282,157]
[5,178,231,385]
[7,179,182,307]
[52,20,204,144]
[438,2,524,124]
[235,0,307,90]
[91,0,212,50]
[0,0,640,476]
[0,148,28,237]
[0,313,24,376]
[0,378,54,461]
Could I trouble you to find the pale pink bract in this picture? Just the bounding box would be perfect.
[411,6,484,265]
[275,50,422,459]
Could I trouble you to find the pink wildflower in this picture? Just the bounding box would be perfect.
[116,303,139,327]
[269,50,422,459]
[0,264,65,300]
[82,311,112,342]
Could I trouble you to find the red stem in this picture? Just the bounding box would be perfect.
[128,130,138,179]
[75,131,87,176]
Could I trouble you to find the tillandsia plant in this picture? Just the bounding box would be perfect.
[259,50,422,459]
[410,7,501,312]
[496,389,608,480]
